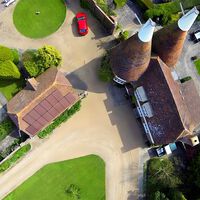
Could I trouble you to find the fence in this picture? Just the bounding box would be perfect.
[83,0,116,34]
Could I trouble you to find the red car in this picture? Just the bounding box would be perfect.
[76,12,88,36]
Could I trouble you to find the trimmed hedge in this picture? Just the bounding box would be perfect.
[0,45,14,62]
[0,144,31,173]
[0,60,21,80]
[0,118,15,142]
[11,49,20,65]
[38,101,81,138]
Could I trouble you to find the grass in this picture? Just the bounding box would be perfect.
[4,155,105,200]
[0,78,25,100]
[0,118,15,142]
[0,144,31,173]
[194,59,200,75]
[13,0,66,38]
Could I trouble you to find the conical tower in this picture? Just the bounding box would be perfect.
[110,19,156,82]
[152,7,199,67]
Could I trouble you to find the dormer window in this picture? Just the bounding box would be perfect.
[135,86,148,102]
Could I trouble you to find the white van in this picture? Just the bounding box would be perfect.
[5,0,15,7]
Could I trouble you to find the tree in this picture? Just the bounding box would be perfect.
[0,60,21,79]
[65,184,81,200]
[11,49,20,65]
[152,191,169,200]
[35,45,62,70]
[24,61,40,77]
[148,158,181,190]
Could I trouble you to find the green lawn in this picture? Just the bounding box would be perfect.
[194,59,200,75]
[4,155,105,200]
[0,78,25,100]
[13,0,66,38]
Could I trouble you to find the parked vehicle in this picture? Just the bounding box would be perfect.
[5,0,15,7]
[156,143,177,157]
[76,12,88,36]
[2,0,10,3]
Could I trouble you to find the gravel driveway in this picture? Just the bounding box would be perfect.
[0,1,146,200]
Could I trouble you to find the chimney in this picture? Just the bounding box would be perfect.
[152,7,199,67]
[26,78,39,91]
[110,19,156,82]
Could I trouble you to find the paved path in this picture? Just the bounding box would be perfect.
[0,1,146,199]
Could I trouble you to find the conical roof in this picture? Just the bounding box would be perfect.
[110,19,155,82]
[152,7,199,67]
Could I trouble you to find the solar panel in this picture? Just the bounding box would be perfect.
[22,89,77,136]
[29,109,41,120]
[40,100,52,110]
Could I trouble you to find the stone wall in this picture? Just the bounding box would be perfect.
[83,0,116,34]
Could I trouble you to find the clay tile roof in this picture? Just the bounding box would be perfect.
[181,80,200,130]
[152,23,187,67]
[137,57,198,144]
[7,68,79,137]
[110,33,152,82]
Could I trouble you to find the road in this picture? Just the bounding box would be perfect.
[0,1,146,199]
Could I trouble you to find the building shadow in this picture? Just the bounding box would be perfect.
[65,56,146,152]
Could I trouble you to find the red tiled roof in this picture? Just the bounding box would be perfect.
[7,68,79,137]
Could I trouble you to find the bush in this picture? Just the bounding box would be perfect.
[65,184,81,199]
[0,118,15,142]
[0,45,14,62]
[0,144,31,173]
[24,61,41,77]
[114,0,127,8]
[38,101,81,138]
[135,0,153,9]
[118,30,129,41]
[98,54,114,82]
[80,0,90,9]
[0,60,21,80]
[11,49,20,65]
[180,76,192,83]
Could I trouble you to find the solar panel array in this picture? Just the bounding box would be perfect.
[22,90,76,136]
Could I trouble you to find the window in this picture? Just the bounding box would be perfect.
[142,102,153,118]
[135,86,148,102]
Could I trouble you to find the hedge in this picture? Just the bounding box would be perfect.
[0,144,31,173]
[38,101,81,138]
[0,45,14,62]
[0,118,15,142]
[144,0,200,25]
[0,60,21,79]
[11,49,20,65]
[24,61,41,77]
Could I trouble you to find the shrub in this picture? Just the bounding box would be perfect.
[65,184,81,200]
[98,54,114,82]
[0,118,15,142]
[11,49,20,65]
[0,144,31,173]
[0,60,21,79]
[24,61,40,77]
[36,45,62,70]
[180,76,192,83]
[135,0,153,9]
[118,30,129,41]
[80,0,90,9]
[0,45,14,62]
[114,0,127,8]
[38,101,81,138]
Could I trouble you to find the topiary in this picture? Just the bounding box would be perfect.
[0,45,14,62]
[11,49,20,65]
[0,60,21,79]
